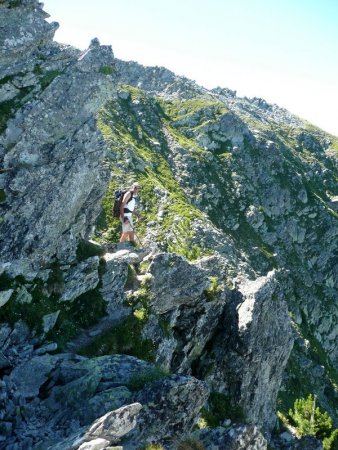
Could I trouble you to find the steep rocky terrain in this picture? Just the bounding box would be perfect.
[0,1,337,449]
[99,60,337,420]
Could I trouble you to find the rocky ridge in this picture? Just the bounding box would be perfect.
[0,0,115,278]
[98,65,337,425]
[0,1,336,449]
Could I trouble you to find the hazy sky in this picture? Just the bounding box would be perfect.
[44,0,338,137]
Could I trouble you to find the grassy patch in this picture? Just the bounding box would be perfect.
[176,438,206,450]
[95,90,208,256]
[48,286,107,349]
[39,70,61,89]
[78,314,157,361]
[76,239,105,262]
[167,217,202,261]
[158,317,172,337]
[127,366,169,391]
[0,269,107,350]
[99,66,114,75]
[204,276,223,301]
[160,97,227,122]
[143,445,165,450]
[0,190,6,203]
[200,392,245,427]
[0,85,32,133]
[0,279,57,333]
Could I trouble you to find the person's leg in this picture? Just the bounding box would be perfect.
[120,232,128,242]
[127,231,135,241]
[120,215,133,242]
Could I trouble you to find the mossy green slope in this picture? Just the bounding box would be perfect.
[96,84,337,424]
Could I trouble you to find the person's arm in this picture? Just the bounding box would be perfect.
[120,191,131,222]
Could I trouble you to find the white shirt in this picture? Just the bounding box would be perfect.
[127,197,136,212]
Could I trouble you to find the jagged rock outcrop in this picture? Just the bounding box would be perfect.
[126,375,209,448]
[0,351,208,449]
[0,1,337,449]
[115,58,207,100]
[196,271,293,431]
[98,74,337,426]
[0,0,59,73]
[0,0,116,278]
[138,255,293,432]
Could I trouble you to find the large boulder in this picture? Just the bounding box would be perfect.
[60,257,100,302]
[191,270,294,432]
[126,374,209,447]
[147,253,211,313]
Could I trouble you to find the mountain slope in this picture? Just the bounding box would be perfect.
[0,1,337,448]
[96,69,338,423]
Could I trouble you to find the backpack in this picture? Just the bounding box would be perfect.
[112,189,133,218]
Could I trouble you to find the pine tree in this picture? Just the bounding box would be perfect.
[288,394,332,440]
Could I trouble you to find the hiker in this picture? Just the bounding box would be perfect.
[119,182,141,243]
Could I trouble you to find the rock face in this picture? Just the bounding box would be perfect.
[194,425,268,450]
[0,351,208,449]
[99,69,337,426]
[0,1,337,450]
[0,0,58,72]
[0,0,115,277]
[139,258,293,432]
[127,375,209,447]
[199,271,294,431]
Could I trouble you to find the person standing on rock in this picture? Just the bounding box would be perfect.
[120,182,141,243]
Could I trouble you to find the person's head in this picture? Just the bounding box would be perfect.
[131,182,140,194]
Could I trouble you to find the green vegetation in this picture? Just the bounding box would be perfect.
[99,65,114,75]
[127,366,169,391]
[143,445,165,450]
[160,97,227,123]
[48,287,107,349]
[125,274,152,312]
[0,272,15,290]
[76,239,105,262]
[199,392,245,427]
[0,68,62,133]
[280,394,338,448]
[277,322,338,422]
[79,264,156,360]
[287,394,332,439]
[0,269,107,350]
[0,83,32,133]
[0,278,56,332]
[294,313,337,389]
[78,314,157,361]
[95,87,208,258]
[39,70,61,89]
[125,264,137,290]
[167,218,202,261]
[323,429,338,450]
[95,88,337,434]
[0,190,6,203]
[158,317,172,337]
[329,140,338,154]
[204,276,223,302]
[7,0,22,8]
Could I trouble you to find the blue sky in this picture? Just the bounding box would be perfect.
[44,0,338,136]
